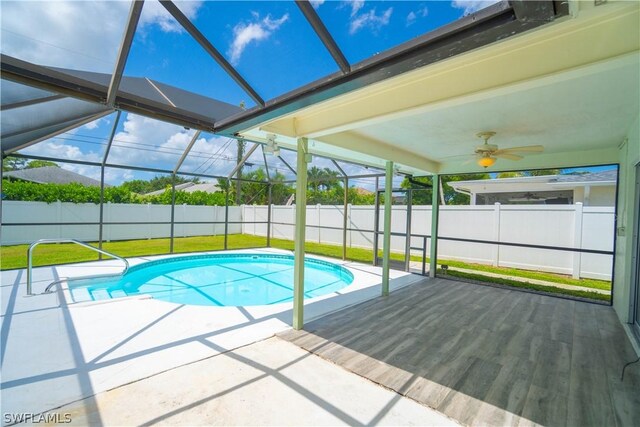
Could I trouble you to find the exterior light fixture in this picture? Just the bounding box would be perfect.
[477,155,496,168]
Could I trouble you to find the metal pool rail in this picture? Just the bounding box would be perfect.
[26,239,129,296]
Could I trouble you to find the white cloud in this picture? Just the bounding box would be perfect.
[20,112,238,184]
[0,0,203,73]
[138,0,202,34]
[21,141,102,164]
[349,7,393,35]
[451,0,500,15]
[310,0,326,9]
[406,5,428,26]
[107,113,237,177]
[348,0,366,17]
[228,13,289,66]
[406,11,417,26]
[107,114,191,169]
[83,117,109,131]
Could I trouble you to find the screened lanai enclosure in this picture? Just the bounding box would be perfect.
[0,0,632,308]
[2,1,640,426]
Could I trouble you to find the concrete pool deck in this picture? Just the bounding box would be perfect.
[1,249,425,424]
[49,337,457,426]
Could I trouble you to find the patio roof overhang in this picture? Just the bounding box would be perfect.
[234,1,639,176]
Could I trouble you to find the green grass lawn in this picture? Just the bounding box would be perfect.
[0,234,269,270]
[1,234,611,300]
[442,269,611,302]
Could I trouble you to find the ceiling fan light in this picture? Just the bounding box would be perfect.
[478,156,496,168]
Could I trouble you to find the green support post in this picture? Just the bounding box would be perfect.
[382,161,393,296]
[293,137,309,330]
[430,174,440,278]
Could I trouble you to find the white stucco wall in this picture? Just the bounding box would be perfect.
[613,115,640,323]
[588,186,617,206]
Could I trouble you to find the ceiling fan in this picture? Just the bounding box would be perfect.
[509,192,544,202]
[473,131,544,168]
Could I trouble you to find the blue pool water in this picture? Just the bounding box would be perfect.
[68,253,354,306]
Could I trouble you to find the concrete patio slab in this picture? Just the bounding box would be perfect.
[49,337,458,426]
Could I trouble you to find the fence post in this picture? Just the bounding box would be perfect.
[169,178,176,253]
[573,202,583,279]
[493,202,501,267]
[267,184,272,247]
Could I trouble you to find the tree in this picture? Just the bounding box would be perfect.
[121,175,199,194]
[25,160,60,169]
[242,169,293,205]
[307,166,325,192]
[217,167,293,205]
[318,168,341,191]
[497,168,561,178]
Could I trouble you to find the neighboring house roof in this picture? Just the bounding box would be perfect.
[449,170,616,194]
[4,166,105,187]
[144,182,220,196]
[551,170,617,184]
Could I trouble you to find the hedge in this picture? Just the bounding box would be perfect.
[1,180,226,206]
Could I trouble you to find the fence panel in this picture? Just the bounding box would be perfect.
[242,203,615,280]
[1,201,241,244]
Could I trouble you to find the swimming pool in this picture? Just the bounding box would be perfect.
[68,253,354,306]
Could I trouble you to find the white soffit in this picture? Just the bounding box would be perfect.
[354,53,639,162]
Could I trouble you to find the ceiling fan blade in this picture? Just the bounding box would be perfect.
[494,153,523,161]
[495,145,544,154]
[441,153,475,160]
[462,157,478,165]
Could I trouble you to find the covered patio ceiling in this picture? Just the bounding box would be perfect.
[237,1,639,175]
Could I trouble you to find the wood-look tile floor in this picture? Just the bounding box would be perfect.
[279,278,640,427]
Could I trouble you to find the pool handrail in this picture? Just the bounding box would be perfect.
[26,239,129,296]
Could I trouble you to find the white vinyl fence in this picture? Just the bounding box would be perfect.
[1,201,614,280]
[243,203,614,281]
[1,201,241,245]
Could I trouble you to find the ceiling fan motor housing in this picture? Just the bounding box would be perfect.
[475,143,498,154]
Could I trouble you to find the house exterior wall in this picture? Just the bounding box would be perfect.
[613,115,640,324]
[588,186,617,206]
[573,187,585,204]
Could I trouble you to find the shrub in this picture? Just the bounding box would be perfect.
[1,180,226,206]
